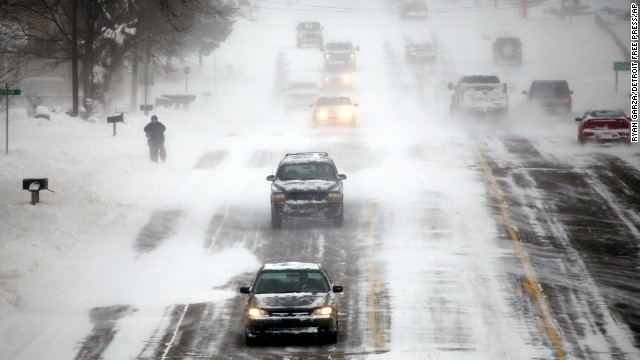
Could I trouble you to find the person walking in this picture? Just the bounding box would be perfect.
[144,115,166,163]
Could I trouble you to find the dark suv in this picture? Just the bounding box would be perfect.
[492,37,522,64]
[267,152,346,228]
[522,80,573,113]
[296,22,323,48]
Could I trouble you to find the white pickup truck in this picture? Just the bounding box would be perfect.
[449,74,508,118]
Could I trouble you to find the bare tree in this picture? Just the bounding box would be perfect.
[0,0,218,118]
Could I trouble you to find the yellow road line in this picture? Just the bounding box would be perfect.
[475,151,566,360]
[367,201,384,349]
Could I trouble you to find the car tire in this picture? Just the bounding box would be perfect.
[333,210,344,227]
[245,333,258,346]
[322,321,338,344]
[271,210,282,228]
[578,134,584,145]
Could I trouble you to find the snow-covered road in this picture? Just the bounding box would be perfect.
[1,1,638,359]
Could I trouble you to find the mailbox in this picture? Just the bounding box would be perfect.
[22,178,49,205]
[107,114,123,123]
[22,178,48,191]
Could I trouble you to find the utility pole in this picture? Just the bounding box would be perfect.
[71,0,79,116]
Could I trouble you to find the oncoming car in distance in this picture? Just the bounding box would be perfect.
[323,41,359,68]
[239,262,343,345]
[311,96,358,127]
[322,61,353,90]
[283,81,321,111]
[575,109,632,145]
[405,41,437,64]
[267,152,347,228]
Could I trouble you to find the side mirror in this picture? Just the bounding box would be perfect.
[574,117,582,122]
[338,174,347,180]
[521,90,528,95]
[569,90,574,94]
[353,103,359,107]
[356,46,360,51]
[239,286,250,294]
[266,175,275,181]
[332,285,343,293]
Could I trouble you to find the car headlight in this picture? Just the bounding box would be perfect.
[327,192,342,202]
[316,109,328,120]
[313,307,333,316]
[325,54,330,59]
[271,193,285,202]
[350,53,355,58]
[248,308,268,317]
[338,108,353,121]
[325,77,330,82]
[342,74,351,83]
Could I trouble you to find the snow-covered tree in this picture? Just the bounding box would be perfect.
[0,0,231,118]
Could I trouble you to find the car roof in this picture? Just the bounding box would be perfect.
[496,37,521,41]
[531,80,569,84]
[280,152,334,165]
[261,262,322,271]
[325,41,353,46]
[584,109,626,118]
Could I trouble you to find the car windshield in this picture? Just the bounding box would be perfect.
[253,271,329,294]
[403,1,426,9]
[530,81,570,95]
[326,42,353,50]
[287,82,317,90]
[324,64,350,73]
[588,110,624,118]
[316,97,352,106]
[496,38,521,45]
[297,22,320,31]
[460,75,500,84]
[277,162,337,181]
[411,43,434,50]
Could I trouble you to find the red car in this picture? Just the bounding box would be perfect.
[575,109,631,145]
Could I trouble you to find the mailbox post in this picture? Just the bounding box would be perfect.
[22,178,49,205]
[107,114,124,136]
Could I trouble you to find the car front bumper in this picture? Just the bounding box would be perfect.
[245,314,337,337]
[272,201,343,218]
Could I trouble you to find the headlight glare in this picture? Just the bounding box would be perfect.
[248,308,268,317]
[313,306,333,316]
[316,109,328,120]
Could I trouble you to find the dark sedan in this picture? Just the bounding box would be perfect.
[239,262,343,345]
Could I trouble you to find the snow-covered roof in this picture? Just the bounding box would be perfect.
[262,262,322,271]
[280,152,333,165]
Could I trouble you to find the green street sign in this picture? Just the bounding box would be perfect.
[613,61,631,71]
[0,89,21,95]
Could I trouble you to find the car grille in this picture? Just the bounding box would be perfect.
[271,311,311,317]
[287,191,327,201]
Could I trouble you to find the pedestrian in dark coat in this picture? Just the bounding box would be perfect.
[144,115,166,162]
